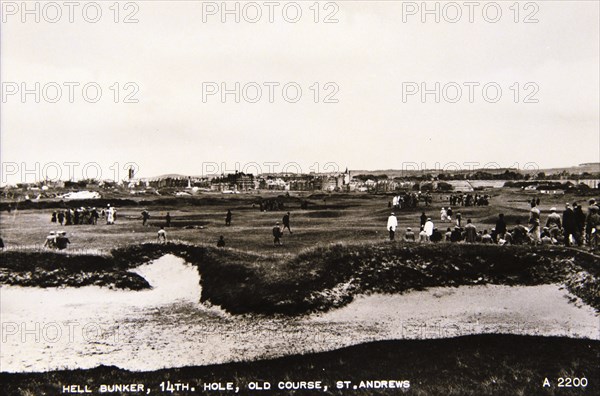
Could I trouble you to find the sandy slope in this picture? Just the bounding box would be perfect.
[1,255,597,373]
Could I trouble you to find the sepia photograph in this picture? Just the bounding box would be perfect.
[0,1,599,395]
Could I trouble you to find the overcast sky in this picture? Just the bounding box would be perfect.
[1,0,599,183]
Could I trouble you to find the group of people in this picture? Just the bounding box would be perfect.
[439,207,460,224]
[50,205,117,226]
[35,195,600,252]
[43,230,71,250]
[386,198,600,250]
[272,212,293,246]
[526,200,599,248]
[258,199,286,212]
[43,205,118,249]
[390,192,432,210]
[447,193,490,207]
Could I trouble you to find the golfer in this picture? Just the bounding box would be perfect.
[272,222,283,246]
[157,227,167,243]
[387,212,398,240]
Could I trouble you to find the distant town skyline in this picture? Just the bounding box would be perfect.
[2,1,598,184]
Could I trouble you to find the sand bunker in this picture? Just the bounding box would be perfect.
[1,255,597,373]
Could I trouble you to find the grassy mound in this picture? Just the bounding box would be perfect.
[0,251,150,290]
[1,243,599,315]
[1,334,597,395]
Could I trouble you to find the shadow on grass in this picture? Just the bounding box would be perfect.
[0,334,597,396]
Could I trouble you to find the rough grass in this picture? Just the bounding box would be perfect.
[3,242,598,316]
[0,334,597,396]
[0,250,150,290]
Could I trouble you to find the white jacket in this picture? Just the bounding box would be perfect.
[424,220,434,236]
[387,215,398,231]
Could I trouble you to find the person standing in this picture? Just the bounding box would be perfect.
[495,214,507,241]
[585,201,600,249]
[573,202,586,240]
[157,227,167,243]
[562,203,579,246]
[272,222,283,246]
[528,203,541,244]
[57,211,65,226]
[141,210,150,226]
[65,209,72,226]
[464,219,477,243]
[420,212,427,230]
[106,206,115,225]
[387,212,398,241]
[51,211,57,223]
[217,235,225,248]
[424,218,434,241]
[166,212,172,227]
[545,207,562,229]
[446,207,453,223]
[440,207,448,222]
[225,210,232,226]
[282,212,293,234]
[456,211,462,227]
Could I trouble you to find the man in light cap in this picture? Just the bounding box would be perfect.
[545,207,562,241]
[464,219,477,243]
[44,231,57,249]
[545,207,562,229]
[387,212,398,241]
